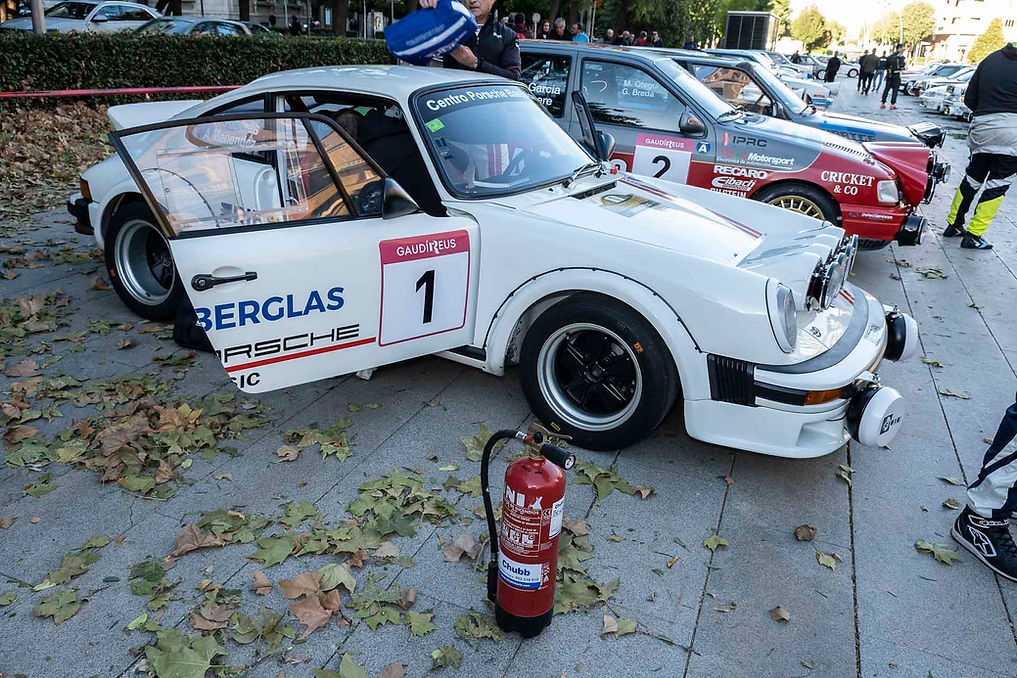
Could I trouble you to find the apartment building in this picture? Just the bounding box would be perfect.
[928,0,1017,61]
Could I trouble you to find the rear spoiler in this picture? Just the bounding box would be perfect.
[107,100,203,130]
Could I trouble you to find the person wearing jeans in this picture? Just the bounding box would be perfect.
[954,394,1017,581]
[873,51,887,92]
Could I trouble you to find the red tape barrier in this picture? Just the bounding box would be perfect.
[0,84,241,100]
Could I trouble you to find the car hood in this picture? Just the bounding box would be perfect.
[813,110,918,144]
[1,16,85,29]
[506,173,843,300]
[862,141,931,206]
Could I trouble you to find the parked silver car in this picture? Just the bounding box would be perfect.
[135,15,252,35]
[0,0,159,32]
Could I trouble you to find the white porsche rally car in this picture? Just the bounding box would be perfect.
[69,65,918,456]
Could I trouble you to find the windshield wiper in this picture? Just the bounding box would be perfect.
[563,161,605,188]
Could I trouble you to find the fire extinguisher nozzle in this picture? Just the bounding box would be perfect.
[540,443,576,470]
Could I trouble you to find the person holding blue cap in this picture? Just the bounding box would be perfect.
[419,0,520,80]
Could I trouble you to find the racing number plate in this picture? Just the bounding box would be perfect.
[631,133,693,184]
[378,230,470,346]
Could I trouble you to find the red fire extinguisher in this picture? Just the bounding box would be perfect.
[481,425,575,638]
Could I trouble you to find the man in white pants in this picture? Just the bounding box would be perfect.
[953,394,1017,581]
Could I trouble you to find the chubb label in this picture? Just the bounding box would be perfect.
[499,553,541,590]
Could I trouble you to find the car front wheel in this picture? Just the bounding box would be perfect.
[104,201,183,321]
[518,294,679,451]
[753,183,840,224]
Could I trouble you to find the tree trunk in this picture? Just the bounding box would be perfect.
[331,0,348,35]
[238,0,249,22]
[548,0,560,22]
[566,0,576,26]
[615,0,628,31]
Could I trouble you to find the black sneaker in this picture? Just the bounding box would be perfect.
[961,233,993,249]
[952,506,1017,582]
[943,223,966,238]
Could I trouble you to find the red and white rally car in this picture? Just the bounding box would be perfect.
[518,42,939,248]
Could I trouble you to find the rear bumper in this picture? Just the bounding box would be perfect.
[67,192,92,236]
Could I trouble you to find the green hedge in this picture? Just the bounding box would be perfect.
[0,32,393,103]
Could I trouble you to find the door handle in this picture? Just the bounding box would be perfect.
[190,272,257,292]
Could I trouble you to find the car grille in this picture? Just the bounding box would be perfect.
[707,354,755,406]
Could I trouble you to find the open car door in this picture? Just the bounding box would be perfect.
[110,113,478,393]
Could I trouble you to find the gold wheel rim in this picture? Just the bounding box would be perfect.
[768,196,824,219]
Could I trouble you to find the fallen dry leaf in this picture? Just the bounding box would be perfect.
[88,276,111,291]
[250,570,272,595]
[601,614,618,635]
[289,594,332,638]
[375,542,400,559]
[4,425,38,445]
[5,359,40,378]
[721,475,735,485]
[172,524,230,557]
[116,338,135,350]
[442,534,481,562]
[793,525,817,541]
[398,587,417,610]
[770,606,791,622]
[280,571,322,599]
[275,445,300,462]
[378,662,405,678]
[190,602,236,630]
[563,518,589,536]
[0,517,15,529]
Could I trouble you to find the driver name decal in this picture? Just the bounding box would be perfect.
[195,288,345,332]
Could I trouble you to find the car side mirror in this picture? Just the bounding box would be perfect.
[679,111,706,137]
[381,177,419,220]
[91,13,108,21]
[596,131,616,161]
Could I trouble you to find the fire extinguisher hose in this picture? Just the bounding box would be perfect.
[481,429,521,603]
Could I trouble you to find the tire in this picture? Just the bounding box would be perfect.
[847,68,858,78]
[752,183,840,224]
[518,294,679,451]
[104,201,183,321]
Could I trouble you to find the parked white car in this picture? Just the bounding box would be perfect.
[70,65,917,457]
[0,0,158,32]
[919,84,952,112]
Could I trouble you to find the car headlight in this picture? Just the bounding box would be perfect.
[823,253,848,308]
[876,180,898,204]
[806,236,857,311]
[767,280,797,353]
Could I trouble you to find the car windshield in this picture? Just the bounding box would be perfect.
[413,84,594,198]
[655,58,734,118]
[136,18,189,33]
[747,62,812,115]
[44,1,94,18]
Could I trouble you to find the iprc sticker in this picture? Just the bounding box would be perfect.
[499,553,541,590]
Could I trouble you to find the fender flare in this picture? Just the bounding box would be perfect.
[94,182,147,249]
[481,268,710,401]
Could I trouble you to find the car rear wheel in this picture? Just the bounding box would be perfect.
[847,68,858,78]
[518,294,678,451]
[753,183,840,224]
[104,201,183,321]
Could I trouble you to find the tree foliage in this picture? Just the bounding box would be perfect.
[791,6,828,51]
[871,1,934,46]
[770,0,791,35]
[968,18,1006,63]
[633,0,721,47]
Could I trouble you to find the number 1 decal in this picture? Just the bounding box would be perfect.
[415,269,435,324]
[378,231,470,346]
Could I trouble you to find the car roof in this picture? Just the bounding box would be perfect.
[238,65,507,100]
[151,15,241,23]
[641,47,744,65]
[519,40,679,64]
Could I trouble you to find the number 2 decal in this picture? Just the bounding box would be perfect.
[651,155,671,178]
[378,231,470,346]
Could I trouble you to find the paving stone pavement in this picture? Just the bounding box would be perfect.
[2,78,1017,678]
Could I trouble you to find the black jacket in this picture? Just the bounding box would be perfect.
[885,53,906,76]
[442,20,520,80]
[964,43,1017,116]
[860,53,879,74]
